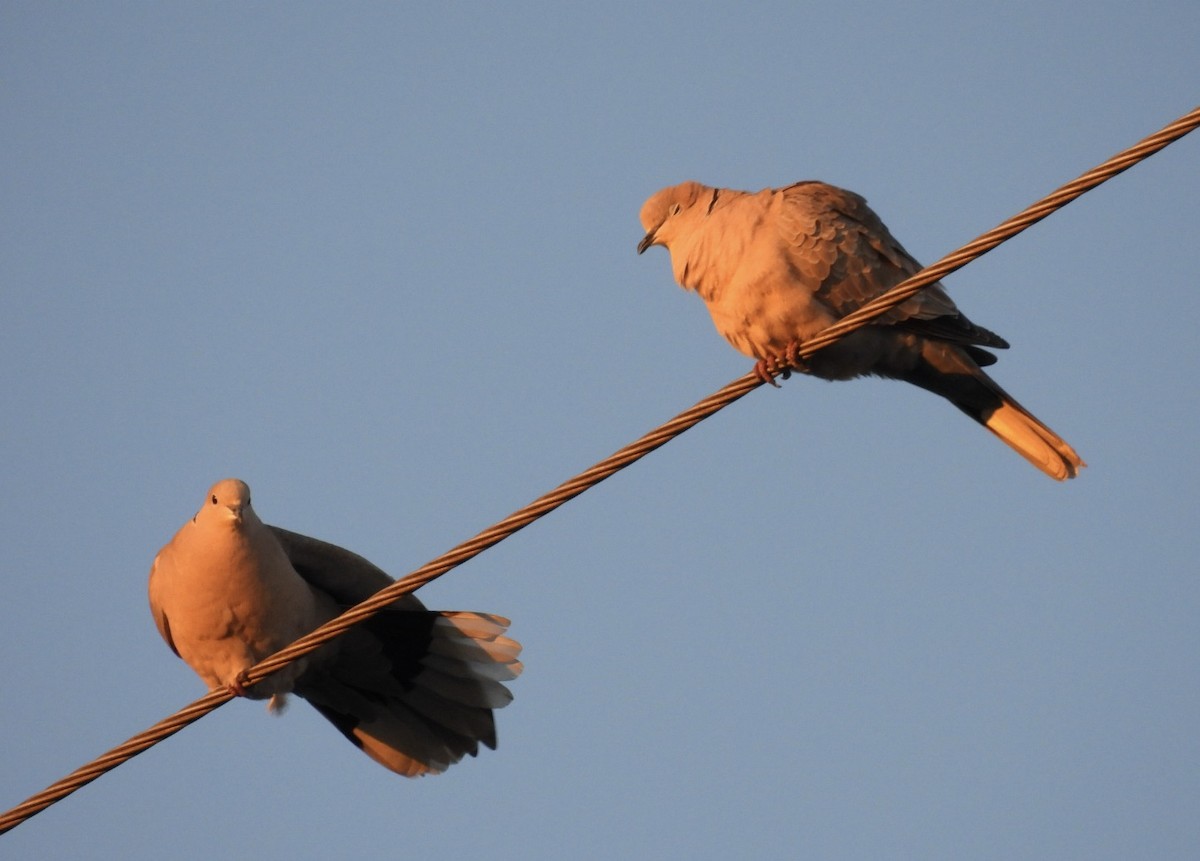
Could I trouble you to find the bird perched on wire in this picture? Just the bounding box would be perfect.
[148,478,522,776]
[637,180,1085,481]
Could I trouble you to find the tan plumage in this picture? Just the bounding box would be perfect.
[148,479,522,776]
[638,180,1085,480]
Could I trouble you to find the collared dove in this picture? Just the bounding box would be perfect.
[638,180,1085,481]
[148,478,522,777]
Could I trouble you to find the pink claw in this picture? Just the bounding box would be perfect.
[754,358,783,387]
[227,670,251,697]
[783,340,807,372]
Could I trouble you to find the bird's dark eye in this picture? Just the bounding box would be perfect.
[211,494,218,505]
[669,203,682,216]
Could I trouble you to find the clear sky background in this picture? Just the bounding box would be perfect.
[2,4,1198,859]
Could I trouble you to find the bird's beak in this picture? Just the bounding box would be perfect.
[226,504,244,524]
[636,230,657,255]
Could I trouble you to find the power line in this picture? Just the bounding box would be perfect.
[3,103,1197,837]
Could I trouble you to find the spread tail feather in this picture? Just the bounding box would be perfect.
[296,610,522,777]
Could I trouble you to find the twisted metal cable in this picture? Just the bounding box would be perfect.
[805,106,1200,353]
[3,103,1197,837]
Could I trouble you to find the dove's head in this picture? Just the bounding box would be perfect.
[637,181,713,254]
[197,478,256,527]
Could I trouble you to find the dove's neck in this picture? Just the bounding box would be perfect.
[672,229,737,304]
[671,193,755,303]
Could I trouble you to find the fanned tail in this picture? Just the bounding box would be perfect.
[297,610,522,777]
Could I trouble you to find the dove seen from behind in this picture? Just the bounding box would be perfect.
[638,180,1085,481]
[148,478,522,777]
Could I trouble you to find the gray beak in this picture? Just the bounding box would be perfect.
[636,230,656,254]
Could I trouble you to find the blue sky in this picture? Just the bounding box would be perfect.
[2,3,1198,859]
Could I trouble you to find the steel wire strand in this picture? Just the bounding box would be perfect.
[3,103,1197,837]
[802,106,1200,355]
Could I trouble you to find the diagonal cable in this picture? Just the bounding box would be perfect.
[2,103,1197,837]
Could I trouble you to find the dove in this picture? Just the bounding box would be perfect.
[638,180,1085,480]
[148,478,523,776]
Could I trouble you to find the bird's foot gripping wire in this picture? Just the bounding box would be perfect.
[753,341,807,387]
[227,670,252,698]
